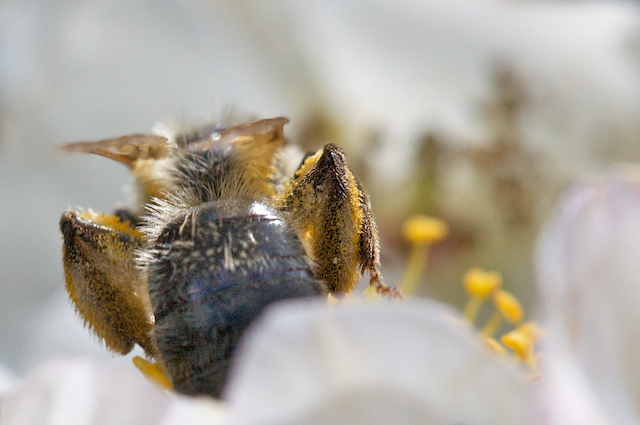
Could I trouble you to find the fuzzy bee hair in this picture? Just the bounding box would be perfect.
[59,116,395,398]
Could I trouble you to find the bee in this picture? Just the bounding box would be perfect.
[59,117,395,398]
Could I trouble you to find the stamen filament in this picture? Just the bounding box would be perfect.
[481,312,503,337]
[463,297,483,323]
[484,337,508,356]
[399,243,430,295]
[399,215,448,295]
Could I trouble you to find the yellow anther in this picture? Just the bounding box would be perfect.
[327,292,340,304]
[132,356,173,391]
[493,289,524,324]
[402,215,449,245]
[517,321,541,341]
[463,268,502,299]
[500,329,533,363]
[462,268,502,323]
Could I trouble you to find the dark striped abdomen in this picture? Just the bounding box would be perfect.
[147,199,323,397]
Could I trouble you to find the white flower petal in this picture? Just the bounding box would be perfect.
[159,396,228,425]
[225,299,531,425]
[0,358,227,425]
[536,171,640,424]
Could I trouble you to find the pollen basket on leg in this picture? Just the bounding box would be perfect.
[279,144,371,294]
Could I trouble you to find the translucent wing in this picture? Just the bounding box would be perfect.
[60,134,170,166]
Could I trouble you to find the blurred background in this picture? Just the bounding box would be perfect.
[3,0,640,378]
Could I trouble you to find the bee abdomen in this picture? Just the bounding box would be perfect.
[146,199,323,397]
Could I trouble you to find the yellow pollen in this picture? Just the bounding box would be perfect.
[463,268,502,299]
[79,211,143,239]
[517,321,541,340]
[493,290,524,324]
[462,268,502,323]
[402,215,449,244]
[500,329,533,363]
[327,293,340,304]
[132,356,173,391]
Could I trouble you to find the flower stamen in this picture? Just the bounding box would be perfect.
[459,268,540,374]
[502,321,541,369]
[481,311,503,337]
[463,268,502,322]
[399,215,449,295]
[493,289,524,325]
[484,337,508,357]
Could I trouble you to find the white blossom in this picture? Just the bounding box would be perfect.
[225,299,532,425]
[536,170,640,425]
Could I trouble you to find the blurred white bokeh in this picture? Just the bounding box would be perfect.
[2,0,640,378]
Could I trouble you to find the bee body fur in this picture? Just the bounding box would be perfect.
[148,199,322,396]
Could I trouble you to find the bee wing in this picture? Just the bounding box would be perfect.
[60,134,170,166]
[191,117,289,152]
[178,117,290,200]
[220,116,289,143]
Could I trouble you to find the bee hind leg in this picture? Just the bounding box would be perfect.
[278,144,398,296]
[60,210,156,356]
